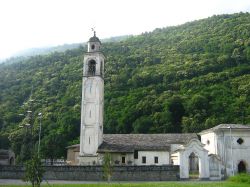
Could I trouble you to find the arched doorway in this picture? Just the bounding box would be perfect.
[189,152,199,179]
[238,161,246,173]
[178,139,209,179]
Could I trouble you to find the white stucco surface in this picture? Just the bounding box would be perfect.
[134,151,170,165]
[78,37,104,165]
[200,128,250,176]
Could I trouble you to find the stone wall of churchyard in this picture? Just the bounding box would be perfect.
[0,165,179,181]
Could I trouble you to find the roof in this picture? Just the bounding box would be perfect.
[66,133,198,153]
[89,35,101,43]
[199,124,250,134]
[98,133,198,153]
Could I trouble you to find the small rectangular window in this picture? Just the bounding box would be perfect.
[122,156,126,164]
[142,156,146,164]
[134,150,138,159]
[154,156,158,164]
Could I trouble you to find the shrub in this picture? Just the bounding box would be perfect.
[229,173,250,184]
[23,154,44,187]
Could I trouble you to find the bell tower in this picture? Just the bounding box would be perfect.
[78,31,104,165]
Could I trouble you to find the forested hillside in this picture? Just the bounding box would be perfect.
[0,13,249,160]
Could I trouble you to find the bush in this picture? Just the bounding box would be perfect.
[228,173,250,184]
[102,152,113,182]
[23,154,44,187]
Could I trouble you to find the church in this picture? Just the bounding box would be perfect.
[66,33,250,180]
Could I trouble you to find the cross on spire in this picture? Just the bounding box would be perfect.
[91,27,96,37]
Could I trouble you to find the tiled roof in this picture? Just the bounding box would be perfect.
[98,133,197,153]
[199,124,250,134]
[89,36,101,43]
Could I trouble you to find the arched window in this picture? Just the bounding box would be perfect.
[238,161,246,173]
[88,60,96,75]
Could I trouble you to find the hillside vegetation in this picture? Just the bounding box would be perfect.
[0,13,249,160]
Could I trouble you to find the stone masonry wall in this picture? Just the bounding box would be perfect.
[0,165,179,181]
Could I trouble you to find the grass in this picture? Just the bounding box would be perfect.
[0,181,250,187]
[228,173,250,184]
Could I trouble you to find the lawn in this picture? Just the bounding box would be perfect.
[0,181,249,187]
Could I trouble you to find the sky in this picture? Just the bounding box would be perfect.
[0,0,250,59]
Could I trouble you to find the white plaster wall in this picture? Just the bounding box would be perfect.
[82,128,96,154]
[171,152,180,165]
[209,155,222,180]
[201,129,250,176]
[134,151,170,165]
[79,75,104,157]
[201,132,216,154]
[218,130,250,176]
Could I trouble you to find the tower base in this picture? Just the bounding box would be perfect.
[78,154,100,165]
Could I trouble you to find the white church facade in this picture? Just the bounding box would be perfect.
[66,33,250,180]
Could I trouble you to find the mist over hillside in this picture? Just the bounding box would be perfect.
[0,35,131,64]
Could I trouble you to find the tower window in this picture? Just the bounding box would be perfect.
[89,110,91,118]
[91,44,95,50]
[88,60,96,75]
[89,137,90,144]
[237,138,244,145]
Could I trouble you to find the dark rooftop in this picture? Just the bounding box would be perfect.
[199,124,250,134]
[98,133,197,153]
[67,134,198,153]
[89,35,101,43]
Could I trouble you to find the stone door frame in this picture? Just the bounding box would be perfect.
[178,139,210,180]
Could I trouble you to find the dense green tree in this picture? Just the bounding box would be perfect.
[0,13,250,159]
[168,96,185,133]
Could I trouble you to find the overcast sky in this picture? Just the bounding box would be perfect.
[0,0,250,59]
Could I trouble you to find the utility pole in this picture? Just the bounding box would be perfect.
[38,112,42,157]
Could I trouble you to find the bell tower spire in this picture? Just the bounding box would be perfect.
[78,32,104,165]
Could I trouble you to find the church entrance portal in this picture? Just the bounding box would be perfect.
[238,161,246,173]
[189,152,200,179]
[178,139,209,179]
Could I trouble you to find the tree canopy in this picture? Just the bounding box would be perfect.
[0,13,249,160]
